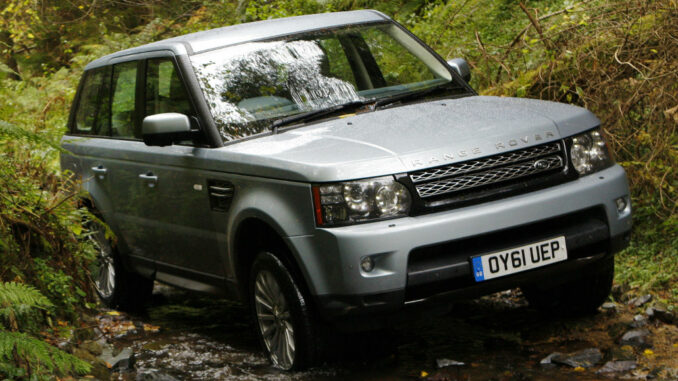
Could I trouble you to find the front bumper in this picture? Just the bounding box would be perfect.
[286,165,632,321]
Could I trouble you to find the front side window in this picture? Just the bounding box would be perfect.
[145,58,193,117]
[191,22,468,141]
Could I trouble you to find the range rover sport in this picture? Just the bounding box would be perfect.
[61,10,632,370]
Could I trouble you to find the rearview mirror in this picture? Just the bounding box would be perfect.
[142,113,192,146]
[447,58,471,82]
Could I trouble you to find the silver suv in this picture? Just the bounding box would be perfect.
[61,10,632,370]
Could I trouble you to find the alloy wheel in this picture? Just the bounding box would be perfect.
[254,270,296,370]
[89,227,116,299]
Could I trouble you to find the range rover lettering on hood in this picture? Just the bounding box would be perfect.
[495,131,556,151]
[410,131,557,168]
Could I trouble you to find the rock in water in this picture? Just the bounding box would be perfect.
[436,358,465,368]
[551,348,603,368]
[630,314,648,328]
[112,348,135,371]
[539,352,562,366]
[628,294,652,308]
[100,347,135,372]
[620,329,651,348]
[596,360,637,374]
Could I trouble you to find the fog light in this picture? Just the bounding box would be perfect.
[615,197,627,213]
[360,256,375,272]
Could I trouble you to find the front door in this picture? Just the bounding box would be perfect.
[104,56,227,289]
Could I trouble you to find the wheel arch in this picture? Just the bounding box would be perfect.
[231,215,313,303]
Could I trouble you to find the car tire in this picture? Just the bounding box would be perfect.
[249,251,320,370]
[89,221,153,311]
[521,255,614,316]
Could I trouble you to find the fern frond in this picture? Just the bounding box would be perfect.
[0,120,66,153]
[0,331,91,377]
[0,282,53,324]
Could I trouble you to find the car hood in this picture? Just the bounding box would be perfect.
[213,95,599,182]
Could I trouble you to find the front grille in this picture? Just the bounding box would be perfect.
[410,142,566,199]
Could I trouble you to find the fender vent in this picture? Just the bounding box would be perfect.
[208,180,234,212]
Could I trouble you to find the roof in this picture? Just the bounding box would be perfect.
[85,10,390,70]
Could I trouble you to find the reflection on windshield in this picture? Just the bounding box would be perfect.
[191,23,459,141]
[193,40,361,140]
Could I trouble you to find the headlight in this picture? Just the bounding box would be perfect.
[312,176,411,226]
[568,128,614,176]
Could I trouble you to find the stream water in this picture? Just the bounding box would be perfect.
[101,284,639,380]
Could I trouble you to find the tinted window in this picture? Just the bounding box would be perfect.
[145,58,193,117]
[74,68,110,135]
[111,61,138,139]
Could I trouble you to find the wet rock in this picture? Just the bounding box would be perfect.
[436,358,465,368]
[79,340,104,356]
[628,294,652,308]
[646,306,655,318]
[601,302,618,315]
[597,360,637,374]
[73,347,110,379]
[630,314,648,328]
[620,329,652,348]
[539,352,563,366]
[112,348,135,371]
[646,304,676,325]
[551,348,603,368]
[100,347,135,372]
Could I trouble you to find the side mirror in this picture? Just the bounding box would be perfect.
[142,113,192,146]
[447,58,471,82]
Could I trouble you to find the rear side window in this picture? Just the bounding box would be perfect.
[73,68,111,136]
[111,61,139,139]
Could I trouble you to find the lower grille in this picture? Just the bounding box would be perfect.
[410,142,566,200]
[405,207,609,301]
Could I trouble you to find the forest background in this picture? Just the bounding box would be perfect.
[0,0,675,378]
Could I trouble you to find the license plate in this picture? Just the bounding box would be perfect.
[471,236,567,282]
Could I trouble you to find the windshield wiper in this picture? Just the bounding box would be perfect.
[270,100,372,133]
[371,81,463,109]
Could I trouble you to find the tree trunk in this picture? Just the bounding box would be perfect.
[0,30,22,81]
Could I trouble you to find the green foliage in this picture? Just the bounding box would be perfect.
[33,259,87,319]
[0,331,91,379]
[0,120,65,153]
[0,282,52,331]
[0,68,96,377]
[616,231,678,300]
[0,281,90,379]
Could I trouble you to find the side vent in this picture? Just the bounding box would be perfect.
[208,180,234,212]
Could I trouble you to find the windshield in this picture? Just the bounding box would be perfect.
[190,22,469,141]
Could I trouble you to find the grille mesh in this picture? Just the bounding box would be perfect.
[410,142,565,199]
[410,143,561,183]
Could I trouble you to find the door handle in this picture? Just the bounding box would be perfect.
[91,165,107,180]
[138,172,158,188]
